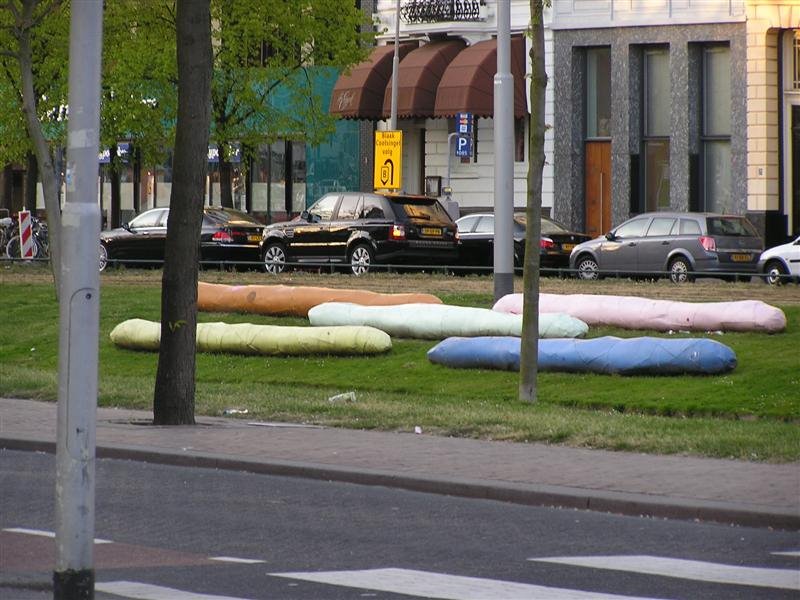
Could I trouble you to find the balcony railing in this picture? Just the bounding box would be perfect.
[400,0,485,24]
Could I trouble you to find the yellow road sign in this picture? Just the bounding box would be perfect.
[374,130,403,190]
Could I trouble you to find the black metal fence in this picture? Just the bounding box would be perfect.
[3,254,785,283]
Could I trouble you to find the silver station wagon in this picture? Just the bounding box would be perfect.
[569,212,763,283]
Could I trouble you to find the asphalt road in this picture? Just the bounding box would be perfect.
[2,450,798,600]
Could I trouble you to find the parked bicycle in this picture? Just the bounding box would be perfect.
[4,214,49,259]
[0,210,13,250]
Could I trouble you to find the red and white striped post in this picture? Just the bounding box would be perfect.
[18,209,34,258]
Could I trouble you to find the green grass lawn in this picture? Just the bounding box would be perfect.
[1,276,798,462]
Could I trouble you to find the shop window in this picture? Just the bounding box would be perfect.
[793,30,800,90]
[642,46,670,211]
[586,47,611,139]
[702,44,732,213]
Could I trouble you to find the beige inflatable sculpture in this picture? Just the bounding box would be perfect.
[110,319,392,355]
[198,281,442,317]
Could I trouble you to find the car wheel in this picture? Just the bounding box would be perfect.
[262,242,287,274]
[763,259,788,286]
[349,243,374,276]
[575,255,599,280]
[668,256,693,284]
[99,243,108,272]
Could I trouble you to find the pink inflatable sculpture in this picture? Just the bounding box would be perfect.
[492,293,786,333]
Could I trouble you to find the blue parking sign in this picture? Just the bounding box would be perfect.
[455,112,472,157]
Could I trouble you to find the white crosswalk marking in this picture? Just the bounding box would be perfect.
[772,551,800,557]
[270,568,663,600]
[209,556,265,564]
[530,555,800,591]
[96,581,253,600]
[3,527,112,544]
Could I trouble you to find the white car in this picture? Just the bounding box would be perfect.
[757,236,800,285]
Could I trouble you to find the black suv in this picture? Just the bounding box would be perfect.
[260,192,460,275]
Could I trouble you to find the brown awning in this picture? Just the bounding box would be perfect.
[434,36,527,118]
[382,40,466,119]
[330,43,416,119]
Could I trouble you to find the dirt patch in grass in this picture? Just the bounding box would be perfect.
[4,262,798,305]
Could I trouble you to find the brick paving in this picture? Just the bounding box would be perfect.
[2,398,798,529]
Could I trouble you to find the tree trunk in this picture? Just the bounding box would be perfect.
[152,0,212,425]
[18,0,62,296]
[110,145,122,228]
[519,0,548,403]
[219,156,234,208]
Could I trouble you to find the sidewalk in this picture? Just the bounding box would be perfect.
[1,398,798,530]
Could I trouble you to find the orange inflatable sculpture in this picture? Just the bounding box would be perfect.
[198,281,442,317]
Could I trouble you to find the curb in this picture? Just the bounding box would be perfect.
[4,436,798,531]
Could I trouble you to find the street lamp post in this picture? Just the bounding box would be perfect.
[54,1,103,598]
[493,0,514,301]
[390,0,401,131]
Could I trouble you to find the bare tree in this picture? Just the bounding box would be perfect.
[153,0,212,425]
[519,0,548,403]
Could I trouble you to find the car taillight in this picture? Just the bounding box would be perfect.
[699,236,716,252]
[212,230,233,243]
[540,237,555,250]
[389,225,406,241]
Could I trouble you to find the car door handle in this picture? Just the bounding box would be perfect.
[661,241,670,245]
[627,242,636,247]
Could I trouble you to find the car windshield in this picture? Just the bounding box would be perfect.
[394,198,450,222]
[706,217,758,237]
[204,208,261,225]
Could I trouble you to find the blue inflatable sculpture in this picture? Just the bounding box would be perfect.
[427,336,737,375]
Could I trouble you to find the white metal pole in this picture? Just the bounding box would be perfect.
[493,0,514,300]
[54,1,103,598]
[390,0,401,131]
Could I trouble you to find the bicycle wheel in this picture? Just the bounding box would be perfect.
[6,236,40,259]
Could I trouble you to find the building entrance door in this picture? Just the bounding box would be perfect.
[585,141,611,237]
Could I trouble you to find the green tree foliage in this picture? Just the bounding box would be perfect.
[0,0,69,288]
[210,0,373,206]
[100,1,177,170]
[0,0,69,168]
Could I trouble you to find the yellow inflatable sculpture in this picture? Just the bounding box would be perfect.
[110,319,392,355]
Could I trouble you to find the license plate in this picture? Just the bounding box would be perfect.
[421,227,442,236]
[562,243,575,252]
[247,234,261,242]
[731,253,752,262]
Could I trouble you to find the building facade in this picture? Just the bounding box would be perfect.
[338,0,542,216]
[551,0,797,245]
[346,0,797,245]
